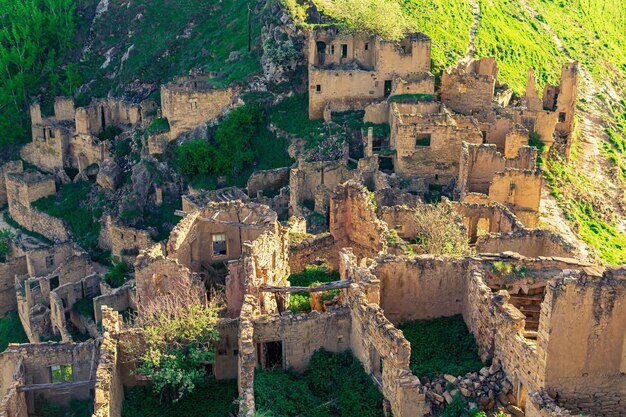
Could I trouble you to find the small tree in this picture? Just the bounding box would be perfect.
[412,201,474,257]
[129,281,220,403]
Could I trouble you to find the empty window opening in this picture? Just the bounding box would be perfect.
[153,274,169,295]
[370,346,383,387]
[341,44,348,58]
[49,129,56,139]
[365,43,369,50]
[50,364,73,384]
[508,183,516,198]
[45,256,54,268]
[415,133,432,147]
[558,112,567,122]
[481,131,487,144]
[100,107,106,130]
[378,155,394,173]
[190,100,198,110]
[212,234,227,257]
[384,80,392,98]
[330,44,335,55]
[316,84,321,93]
[49,276,59,291]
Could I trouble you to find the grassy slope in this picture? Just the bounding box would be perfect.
[79,0,262,100]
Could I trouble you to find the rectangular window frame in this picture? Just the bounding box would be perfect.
[212,234,227,257]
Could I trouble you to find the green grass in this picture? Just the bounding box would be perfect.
[80,0,263,99]
[401,0,474,75]
[141,200,183,242]
[0,311,28,351]
[544,151,626,265]
[289,264,340,313]
[255,349,383,417]
[2,212,54,245]
[73,298,95,320]
[398,315,483,378]
[389,93,436,102]
[122,377,237,417]
[32,181,103,258]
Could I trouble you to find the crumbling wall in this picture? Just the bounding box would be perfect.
[475,229,576,258]
[441,58,499,116]
[0,161,23,208]
[93,306,124,417]
[99,216,153,264]
[75,99,141,136]
[0,257,27,317]
[252,307,351,371]
[538,270,626,416]
[288,234,338,273]
[5,171,69,242]
[214,319,239,380]
[340,250,428,417]
[454,201,523,243]
[329,180,388,256]
[374,256,469,324]
[161,77,238,138]
[246,167,290,197]
[488,169,542,227]
[93,285,133,324]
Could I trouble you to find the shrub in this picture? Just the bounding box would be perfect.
[147,117,170,134]
[176,139,215,178]
[398,315,483,378]
[103,261,130,288]
[412,202,474,257]
[98,126,123,141]
[0,229,14,263]
[0,311,28,351]
[438,393,467,417]
[122,377,237,417]
[73,297,95,320]
[255,349,384,417]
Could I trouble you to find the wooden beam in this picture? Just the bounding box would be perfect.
[260,280,351,294]
[17,380,93,392]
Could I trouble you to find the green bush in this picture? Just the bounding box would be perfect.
[147,117,170,134]
[289,264,340,313]
[176,139,215,178]
[0,229,13,263]
[398,315,483,378]
[122,377,237,417]
[0,311,28,351]
[255,349,384,417]
[438,393,467,417]
[32,396,93,417]
[115,137,132,157]
[98,126,123,142]
[73,297,94,320]
[103,261,130,288]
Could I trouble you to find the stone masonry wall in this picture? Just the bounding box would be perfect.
[0,161,23,208]
[0,257,27,317]
[93,306,124,417]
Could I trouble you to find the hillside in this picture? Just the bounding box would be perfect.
[1,0,624,264]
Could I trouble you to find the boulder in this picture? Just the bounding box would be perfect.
[97,159,123,191]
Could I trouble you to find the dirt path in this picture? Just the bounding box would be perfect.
[465,0,481,60]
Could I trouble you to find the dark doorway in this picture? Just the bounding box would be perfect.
[49,276,59,291]
[384,80,392,97]
[378,155,394,173]
[316,41,326,65]
[100,107,106,130]
[341,44,348,58]
[262,341,283,369]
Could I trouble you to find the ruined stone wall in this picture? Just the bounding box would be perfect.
[252,307,351,372]
[458,143,537,197]
[75,99,141,136]
[380,206,419,240]
[340,250,429,417]
[5,172,69,242]
[67,134,111,171]
[0,257,27,317]
[246,167,290,197]
[538,271,626,416]
[440,58,498,116]
[0,357,27,417]
[390,105,482,182]
[475,229,576,258]
[93,285,132,324]
[454,201,523,243]
[288,233,338,273]
[25,243,77,278]
[329,181,388,255]
[488,169,542,226]
[161,79,237,139]
[373,256,469,324]
[20,128,72,172]
[0,161,23,208]
[289,159,355,214]
[93,307,124,417]
[100,216,153,264]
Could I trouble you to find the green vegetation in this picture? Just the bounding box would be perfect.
[147,117,170,134]
[32,396,93,417]
[490,261,526,278]
[398,315,483,378]
[103,261,130,288]
[0,229,14,262]
[80,0,262,99]
[176,103,292,189]
[72,297,95,320]
[317,0,414,42]
[401,0,473,75]
[0,311,28,351]
[288,264,340,313]
[131,295,220,403]
[255,348,384,417]
[543,150,626,265]
[0,0,78,151]
[32,181,103,258]
[390,93,436,102]
[122,377,237,417]
[2,212,53,245]
[141,200,183,242]
[115,138,133,157]
[411,203,474,257]
[98,126,123,142]
[438,393,467,417]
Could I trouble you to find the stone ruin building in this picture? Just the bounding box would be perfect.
[0,18,622,417]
